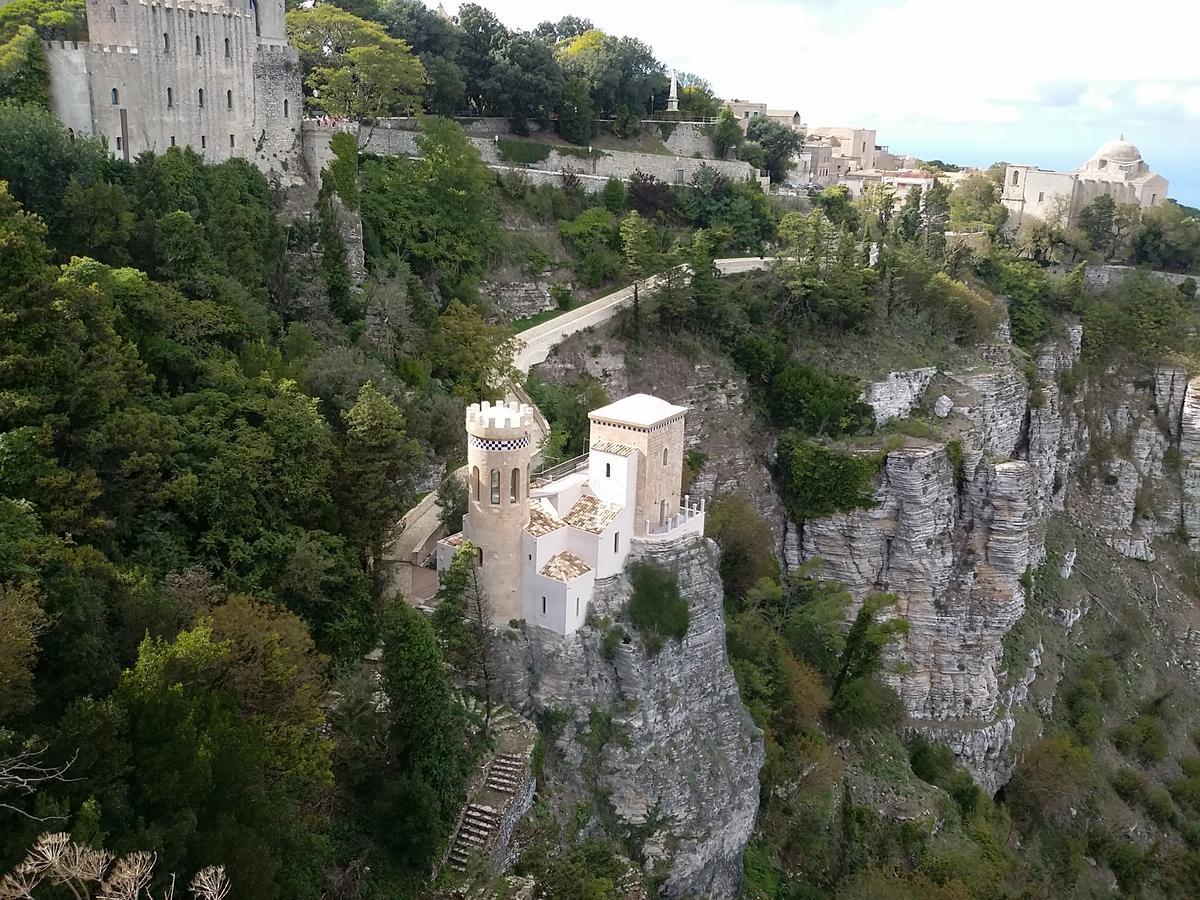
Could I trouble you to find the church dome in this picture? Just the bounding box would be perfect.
[1091,136,1142,162]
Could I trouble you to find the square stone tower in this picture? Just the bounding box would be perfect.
[588,394,687,536]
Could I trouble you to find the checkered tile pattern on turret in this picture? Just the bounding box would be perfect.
[469,435,531,451]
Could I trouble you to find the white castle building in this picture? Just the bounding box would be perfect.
[43,0,303,181]
[436,395,705,636]
[1001,136,1169,229]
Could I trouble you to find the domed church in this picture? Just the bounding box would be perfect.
[1001,136,1169,229]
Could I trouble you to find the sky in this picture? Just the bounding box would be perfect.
[440,0,1200,206]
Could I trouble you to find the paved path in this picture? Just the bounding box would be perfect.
[386,256,776,578]
[513,257,776,372]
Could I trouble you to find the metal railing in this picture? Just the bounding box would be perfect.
[531,451,589,487]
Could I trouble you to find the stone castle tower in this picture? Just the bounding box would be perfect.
[44,0,303,182]
[463,401,534,624]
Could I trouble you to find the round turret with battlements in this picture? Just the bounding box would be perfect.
[463,400,534,623]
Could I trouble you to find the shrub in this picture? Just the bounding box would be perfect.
[1146,786,1176,825]
[766,362,874,436]
[627,561,689,655]
[945,439,966,488]
[600,624,625,660]
[776,434,883,524]
[549,282,572,309]
[496,138,552,166]
[1111,767,1147,802]
[1112,714,1168,764]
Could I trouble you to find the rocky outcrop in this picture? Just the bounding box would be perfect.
[861,367,937,424]
[494,534,763,898]
[481,280,559,321]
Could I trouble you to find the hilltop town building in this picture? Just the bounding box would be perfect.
[44,0,303,181]
[437,395,704,636]
[1001,137,1169,229]
[808,126,878,173]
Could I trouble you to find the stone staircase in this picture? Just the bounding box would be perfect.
[447,804,500,873]
[485,753,526,796]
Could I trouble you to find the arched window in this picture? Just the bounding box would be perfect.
[490,469,500,505]
[111,88,119,105]
[662,447,668,466]
[110,7,116,20]
[471,466,480,502]
[224,37,230,57]
[195,34,201,54]
[67,127,75,142]
[198,88,204,108]
[1011,170,1019,186]
[510,468,520,503]
[166,86,173,108]
[163,32,170,52]
[226,89,233,109]
[283,98,289,118]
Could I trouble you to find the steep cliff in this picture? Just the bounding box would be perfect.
[494,534,764,898]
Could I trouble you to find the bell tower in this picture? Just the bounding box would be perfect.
[462,401,533,624]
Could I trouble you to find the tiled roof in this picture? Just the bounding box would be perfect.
[589,394,687,429]
[539,551,592,582]
[526,498,565,537]
[590,440,635,456]
[563,495,622,534]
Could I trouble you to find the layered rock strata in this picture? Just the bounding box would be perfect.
[494,534,763,898]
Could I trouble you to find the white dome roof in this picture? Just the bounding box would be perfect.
[1092,136,1142,162]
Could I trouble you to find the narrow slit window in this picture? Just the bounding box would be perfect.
[229,133,235,148]
[283,98,289,117]
[471,466,480,502]
[490,469,500,505]
[614,532,619,553]
[111,88,119,105]
[510,468,520,503]
[226,89,233,110]
[541,596,547,615]
[663,447,668,466]
[201,135,206,148]
[166,86,173,108]
[224,37,230,57]
[195,34,201,54]
[163,33,170,52]
[605,462,611,478]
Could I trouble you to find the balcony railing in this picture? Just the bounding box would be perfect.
[643,496,706,540]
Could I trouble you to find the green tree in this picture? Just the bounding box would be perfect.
[1132,202,1200,272]
[484,32,564,132]
[1078,194,1117,259]
[619,210,655,280]
[287,6,425,118]
[948,172,1008,233]
[706,495,779,605]
[430,300,518,400]
[379,601,467,835]
[338,383,423,604]
[709,107,743,159]
[746,118,803,183]
[457,3,509,113]
[558,76,596,144]
[360,117,498,288]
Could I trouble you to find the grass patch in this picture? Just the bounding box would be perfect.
[497,138,552,166]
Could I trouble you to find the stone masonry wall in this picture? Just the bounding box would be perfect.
[357,123,760,185]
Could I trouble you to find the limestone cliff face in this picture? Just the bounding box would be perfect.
[494,534,763,898]
[793,320,1200,790]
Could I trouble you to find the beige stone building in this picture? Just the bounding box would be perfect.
[44,0,303,182]
[808,126,878,173]
[438,395,703,636]
[1001,136,1169,229]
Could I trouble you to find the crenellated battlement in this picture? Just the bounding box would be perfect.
[140,0,247,18]
[44,40,140,56]
[466,401,535,438]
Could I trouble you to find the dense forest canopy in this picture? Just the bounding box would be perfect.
[3,0,1200,897]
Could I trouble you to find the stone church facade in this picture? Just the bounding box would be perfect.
[44,0,303,183]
